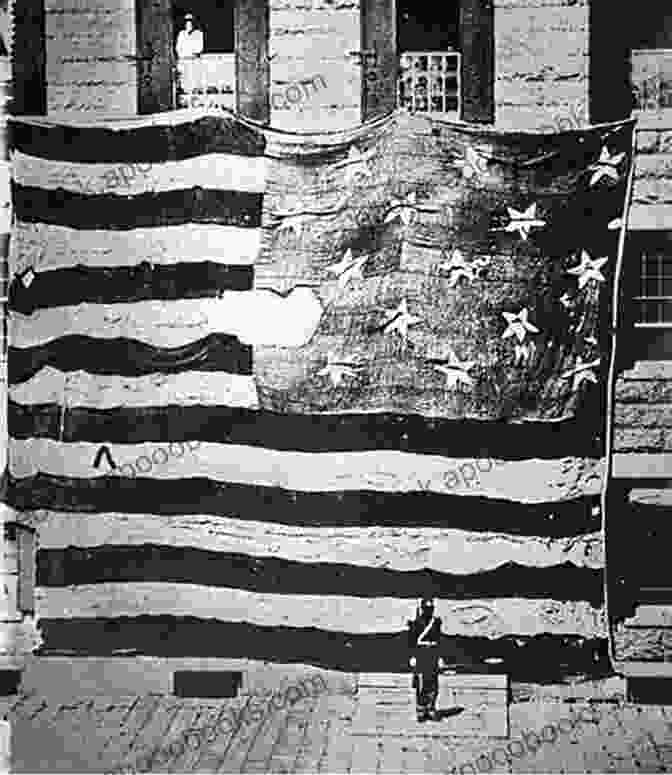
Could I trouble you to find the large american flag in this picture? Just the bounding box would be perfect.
[5,108,635,681]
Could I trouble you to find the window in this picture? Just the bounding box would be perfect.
[396,0,460,117]
[173,0,236,110]
[634,239,672,326]
[173,0,234,55]
[361,0,493,123]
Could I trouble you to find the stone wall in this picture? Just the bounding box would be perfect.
[629,112,672,228]
[613,117,672,457]
[35,0,598,127]
[615,363,672,454]
[45,0,136,116]
[268,0,360,130]
[493,0,589,130]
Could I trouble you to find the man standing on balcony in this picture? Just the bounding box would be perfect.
[176,13,204,59]
[175,13,204,107]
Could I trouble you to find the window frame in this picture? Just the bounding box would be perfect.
[632,233,672,329]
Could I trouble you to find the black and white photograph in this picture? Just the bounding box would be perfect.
[0,0,671,772]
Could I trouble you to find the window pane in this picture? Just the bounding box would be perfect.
[644,276,660,296]
[397,0,459,52]
[662,300,672,323]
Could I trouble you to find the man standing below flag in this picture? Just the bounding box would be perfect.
[408,597,445,721]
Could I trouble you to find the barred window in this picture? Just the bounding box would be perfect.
[396,0,460,118]
[398,52,461,118]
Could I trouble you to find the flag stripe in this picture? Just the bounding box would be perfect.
[6,475,601,537]
[9,370,260,409]
[11,150,267,196]
[10,113,266,163]
[37,546,604,605]
[36,584,605,637]
[11,222,262,274]
[10,292,323,349]
[35,618,611,680]
[9,335,253,384]
[12,185,264,230]
[8,439,603,502]
[8,401,601,458]
[9,264,254,314]
[28,512,604,573]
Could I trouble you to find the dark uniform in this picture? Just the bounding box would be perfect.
[407,598,443,721]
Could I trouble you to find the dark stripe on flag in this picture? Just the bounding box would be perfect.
[8,403,603,459]
[9,115,266,163]
[7,474,601,537]
[12,185,263,230]
[8,334,253,384]
[9,264,254,314]
[36,547,604,605]
[35,617,612,681]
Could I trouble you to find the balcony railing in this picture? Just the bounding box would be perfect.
[176,53,235,111]
[631,49,672,111]
[397,51,460,118]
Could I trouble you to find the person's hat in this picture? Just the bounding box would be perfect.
[184,12,194,19]
[420,597,435,608]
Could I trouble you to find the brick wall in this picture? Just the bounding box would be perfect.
[268,0,360,130]
[494,0,589,130]
[45,0,136,116]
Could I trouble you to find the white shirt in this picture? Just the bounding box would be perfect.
[176,29,204,58]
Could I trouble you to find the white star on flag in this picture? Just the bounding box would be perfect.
[433,350,476,390]
[383,298,422,341]
[344,145,374,186]
[439,249,475,287]
[559,293,572,309]
[589,146,625,186]
[513,342,534,366]
[455,146,490,180]
[567,250,608,289]
[384,192,417,226]
[503,204,546,240]
[317,353,364,387]
[326,249,369,289]
[608,217,623,230]
[561,356,600,390]
[21,269,35,288]
[502,308,540,343]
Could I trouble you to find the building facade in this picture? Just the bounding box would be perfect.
[2,0,671,689]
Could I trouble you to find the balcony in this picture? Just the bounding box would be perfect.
[397,51,460,119]
[176,53,235,111]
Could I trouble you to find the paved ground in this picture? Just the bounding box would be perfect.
[3,678,672,773]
